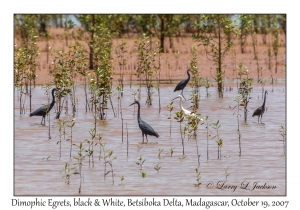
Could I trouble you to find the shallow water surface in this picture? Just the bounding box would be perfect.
[14,83,286,195]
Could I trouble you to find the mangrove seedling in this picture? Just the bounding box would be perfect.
[104,150,117,184]
[205,115,210,160]
[167,100,174,137]
[237,62,253,123]
[142,172,147,178]
[120,175,125,185]
[58,116,67,159]
[224,166,230,181]
[170,147,175,157]
[136,154,146,171]
[194,167,202,187]
[216,139,224,160]
[185,113,204,165]
[189,44,201,109]
[154,163,161,173]
[42,156,51,161]
[73,142,86,194]
[230,96,242,156]
[203,77,211,97]
[67,116,75,159]
[61,162,76,185]
[211,120,222,160]
[158,148,164,159]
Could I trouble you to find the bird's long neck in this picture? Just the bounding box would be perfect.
[50,89,56,109]
[186,71,190,82]
[136,102,141,123]
[263,92,267,105]
[262,91,267,107]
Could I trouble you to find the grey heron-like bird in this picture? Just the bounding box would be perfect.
[30,88,57,124]
[252,90,268,123]
[174,69,190,100]
[130,100,159,143]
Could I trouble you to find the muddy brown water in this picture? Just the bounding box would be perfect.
[14,82,286,196]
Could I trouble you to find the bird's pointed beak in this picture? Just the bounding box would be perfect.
[171,96,178,101]
[129,102,135,106]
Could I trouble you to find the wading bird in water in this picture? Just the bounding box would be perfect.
[174,69,190,100]
[172,95,193,117]
[252,90,268,123]
[30,88,57,124]
[130,100,159,143]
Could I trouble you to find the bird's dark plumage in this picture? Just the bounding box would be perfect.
[30,88,57,124]
[174,69,190,100]
[252,90,268,123]
[130,100,159,143]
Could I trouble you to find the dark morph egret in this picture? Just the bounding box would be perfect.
[30,88,57,124]
[130,100,159,143]
[252,90,268,123]
[174,69,190,100]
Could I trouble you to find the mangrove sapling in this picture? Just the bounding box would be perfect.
[73,142,86,194]
[224,167,230,182]
[272,26,280,74]
[136,154,146,171]
[58,117,67,159]
[185,113,204,165]
[158,148,164,159]
[205,115,210,160]
[115,38,128,97]
[93,133,103,161]
[99,140,107,164]
[135,34,158,105]
[203,77,211,97]
[216,139,224,160]
[85,128,96,168]
[14,46,32,115]
[42,156,51,161]
[61,162,75,185]
[67,116,75,159]
[167,101,174,137]
[230,96,242,156]
[154,163,161,173]
[169,147,175,157]
[189,44,201,108]
[193,14,239,98]
[52,49,75,119]
[279,125,286,155]
[116,85,124,143]
[237,63,253,123]
[249,15,261,81]
[211,120,222,160]
[104,150,117,184]
[155,41,162,114]
[120,175,125,185]
[194,167,202,187]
